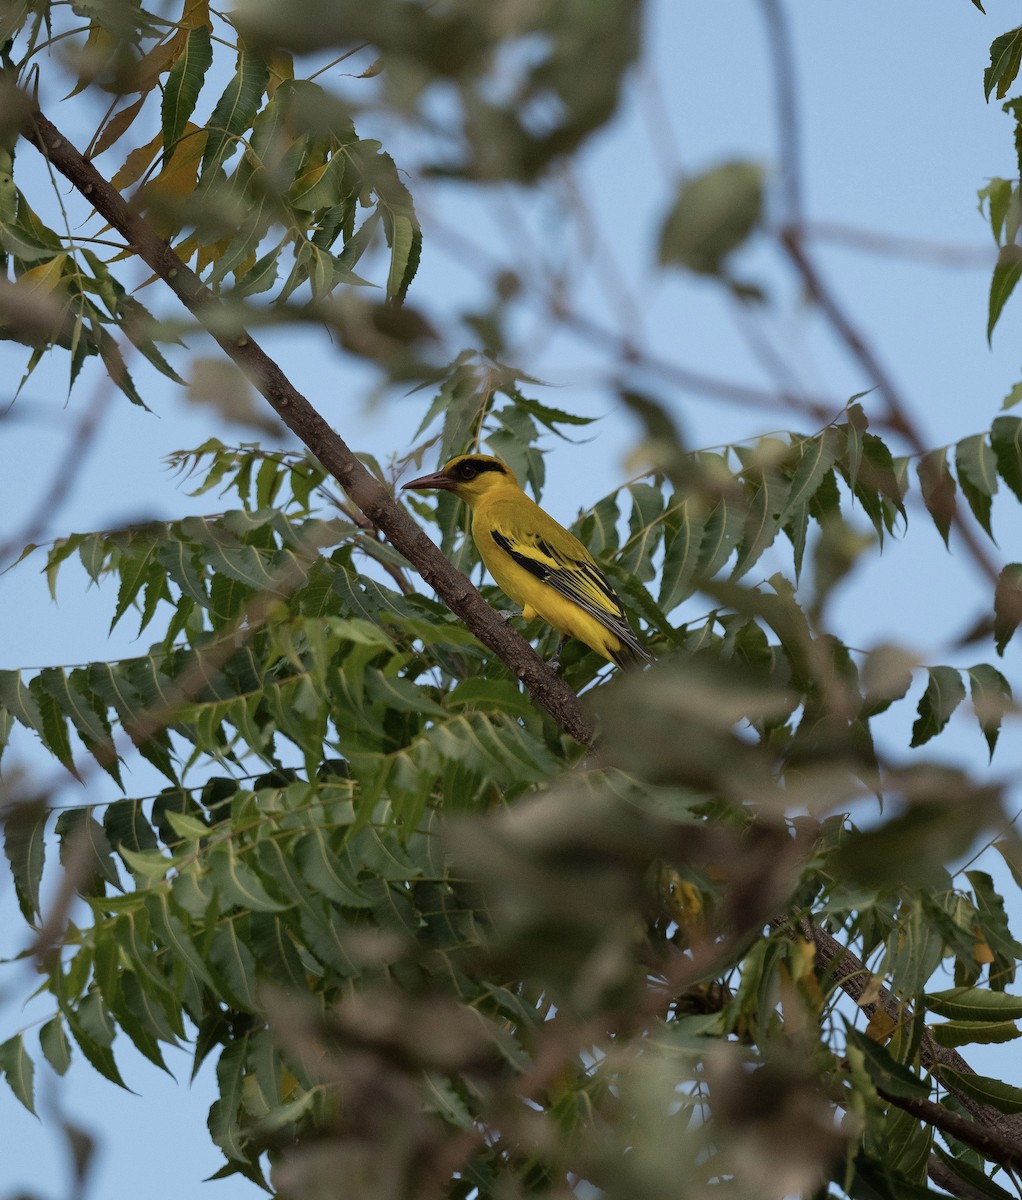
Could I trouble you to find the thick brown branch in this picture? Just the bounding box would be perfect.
[879,1087,1022,1174]
[21,108,593,744]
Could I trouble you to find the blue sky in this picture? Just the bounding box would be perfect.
[3,3,1022,1197]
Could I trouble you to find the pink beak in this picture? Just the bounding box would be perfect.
[402,470,457,492]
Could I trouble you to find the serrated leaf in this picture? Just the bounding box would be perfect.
[67,998,130,1090]
[658,498,707,613]
[917,448,956,548]
[210,843,287,912]
[162,23,213,154]
[2,798,47,921]
[733,466,789,579]
[994,562,1022,654]
[926,986,1022,1020]
[845,1026,929,1098]
[698,497,745,580]
[932,1146,1015,1200]
[965,663,1013,758]
[784,429,842,519]
[209,924,258,1010]
[39,1018,72,1076]
[199,51,269,184]
[910,666,966,747]
[990,414,1022,502]
[383,209,421,304]
[985,26,1022,101]
[117,846,174,881]
[955,433,997,539]
[988,244,1022,342]
[929,1019,1021,1047]
[0,669,45,736]
[0,1035,36,1114]
[938,1067,1022,1113]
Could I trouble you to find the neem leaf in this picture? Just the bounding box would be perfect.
[965,662,1013,758]
[994,563,1022,654]
[938,1067,1022,1114]
[910,666,966,747]
[925,985,1022,1020]
[955,433,998,539]
[845,1026,929,1098]
[929,1020,1021,1048]
[988,244,1022,343]
[917,448,956,548]
[985,27,1022,101]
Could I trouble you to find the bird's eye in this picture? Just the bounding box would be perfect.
[457,463,478,480]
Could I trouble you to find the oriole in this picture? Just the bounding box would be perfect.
[403,454,651,667]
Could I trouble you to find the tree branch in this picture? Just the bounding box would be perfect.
[803,919,1022,1164]
[20,107,594,745]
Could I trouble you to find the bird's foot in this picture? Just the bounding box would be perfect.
[546,635,569,674]
[499,608,522,624]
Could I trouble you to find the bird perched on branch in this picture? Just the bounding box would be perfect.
[403,454,652,668]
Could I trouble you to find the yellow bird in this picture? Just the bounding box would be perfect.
[403,454,652,667]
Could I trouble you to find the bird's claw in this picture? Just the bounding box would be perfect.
[499,608,522,624]
[546,635,568,674]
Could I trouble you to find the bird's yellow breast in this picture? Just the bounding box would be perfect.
[470,492,630,663]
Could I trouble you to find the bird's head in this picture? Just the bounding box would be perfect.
[402,454,517,505]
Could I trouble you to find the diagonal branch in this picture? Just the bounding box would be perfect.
[20,107,593,745]
[802,919,1022,1168]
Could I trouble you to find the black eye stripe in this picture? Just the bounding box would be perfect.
[452,458,506,480]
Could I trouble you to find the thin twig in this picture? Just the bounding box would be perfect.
[803,220,995,269]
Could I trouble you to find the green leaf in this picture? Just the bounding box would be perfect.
[162,23,213,154]
[67,995,130,1090]
[967,869,1021,975]
[990,414,1022,501]
[382,207,421,305]
[0,1034,36,1114]
[916,449,956,548]
[209,843,288,912]
[955,433,997,539]
[733,466,789,579]
[697,497,745,580]
[199,50,269,184]
[54,808,122,895]
[209,1039,249,1161]
[209,924,258,1010]
[938,1067,1022,1114]
[659,160,763,275]
[39,1017,72,1076]
[0,668,45,736]
[932,1147,1016,1200]
[965,663,1013,758]
[909,666,966,747]
[783,429,842,518]
[925,986,1022,1020]
[37,667,121,785]
[845,1026,929,1098]
[296,829,372,908]
[2,797,47,921]
[994,563,1022,654]
[985,27,1022,101]
[658,498,707,613]
[987,244,1022,342]
[929,1020,1021,1047]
